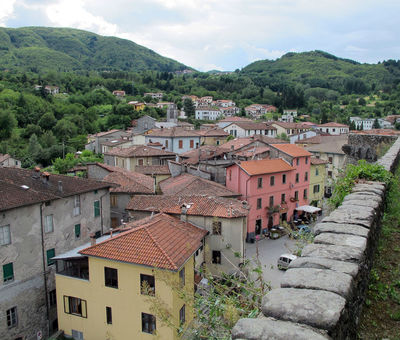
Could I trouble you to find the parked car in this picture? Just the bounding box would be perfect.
[290,225,311,239]
[277,254,297,270]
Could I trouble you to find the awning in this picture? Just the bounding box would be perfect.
[295,205,321,213]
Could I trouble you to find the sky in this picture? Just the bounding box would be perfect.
[0,0,399,71]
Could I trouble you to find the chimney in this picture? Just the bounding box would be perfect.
[90,233,96,246]
[231,145,234,151]
[180,203,190,221]
[58,181,63,193]
[32,166,41,179]
[42,172,50,184]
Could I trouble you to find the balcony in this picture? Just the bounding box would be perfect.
[56,258,89,280]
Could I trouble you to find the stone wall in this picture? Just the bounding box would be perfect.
[167,160,211,180]
[232,137,400,340]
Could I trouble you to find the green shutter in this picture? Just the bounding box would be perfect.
[47,248,55,266]
[3,262,13,281]
[75,224,81,238]
[94,201,100,217]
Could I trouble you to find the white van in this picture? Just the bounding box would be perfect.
[277,254,297,270]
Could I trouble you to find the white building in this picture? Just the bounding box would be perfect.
[349,117,374,130]
[223,122,277,138]
[317,122,350,135]
[219,106,240,117]
[195,107,222,121]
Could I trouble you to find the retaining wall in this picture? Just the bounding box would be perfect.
[232,137,400,340]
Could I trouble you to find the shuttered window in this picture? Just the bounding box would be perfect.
[3,263,14,282]
[94,200,100,217]
[47,248,55,266]
[74,224,81,239]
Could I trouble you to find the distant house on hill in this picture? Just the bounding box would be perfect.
[112,90,126,97]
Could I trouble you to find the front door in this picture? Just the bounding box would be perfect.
[268,215,274,228]
[255,219,262,235]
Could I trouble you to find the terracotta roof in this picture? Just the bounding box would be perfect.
[350,129,400,136]
[103,171,154,194]
[237,158,294,176]
[251,135,287,144]
[318,122,349,128]
[135,165,171,175]
[101,139,130,147]
[146,127,200,137]
[195,128,230,137]
[234,146,270,158]
[105,145,176,157]
[270,144,312,157]
[310,157,329,165]
[0,167,112,211]
[304,135,348,154]
[295,135,323,144]
[180,145,222,164]
[218,138,255,151]
[89,129,121,138]
[159,173,239,197]
[219,117,252,122]
[80,213,207,271]
[272,122,310,129]
[226,122,273,130]
[127,195,248,218]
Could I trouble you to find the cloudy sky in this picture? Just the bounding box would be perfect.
[1,0,399,71]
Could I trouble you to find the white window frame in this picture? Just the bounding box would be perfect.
[73,195,81,216]
[44,215,54,233]
[0,225,11,245]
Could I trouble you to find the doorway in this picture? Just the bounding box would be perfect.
[255,219,262,235]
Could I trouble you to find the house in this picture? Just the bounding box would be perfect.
[144,92,164,100]
[87,163,155,228]
[309,157,328,207]
[44,85,60,95]
[223,122,277,138]
[0,167,112,340]
[216,116,253,129]
[289,130,319,144]
[135,165,171,188]
[195,107,222,120]
[280,110,298,123]
[349,117,374,130]
[100,138,134,154]
[103,145,176,171]
[0,154,21,168]
[195,128,230,146]
[270,122,311,137]
[145,128,201,154]
[316,122,349,135]
[244,104,267,119]
[214,99,236,108]
[219,106,240,117]
[127,195,248,275]
[159,173,240,198]
[226,158,306,242]
[377,118,393,129]
[112,90,126,97]
[134,115,156,133]
[127,101,146,111]
[55,213,207,340]
[86,129,125,154]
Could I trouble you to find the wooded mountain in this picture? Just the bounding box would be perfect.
[0,26,189,73]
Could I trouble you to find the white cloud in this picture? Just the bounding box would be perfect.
[0,0,17,26]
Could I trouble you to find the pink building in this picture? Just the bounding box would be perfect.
[226,144,311,242]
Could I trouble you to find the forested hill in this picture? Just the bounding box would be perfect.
[241,50,400,93]
[0,27,189,73]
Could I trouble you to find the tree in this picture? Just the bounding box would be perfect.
[349,120,356,131]
[27,134,43,165]
[0,110,17,139]
[373,118,380,129]
[38,112,57,130]
[183,98,195,117]
[54,119,78,140]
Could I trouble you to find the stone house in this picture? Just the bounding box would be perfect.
[127,195,248,275]
[0,167,111,340]
[134,115,156,133]
[86,129,125,154]
[145,128,201,154]
[0,154,21,168]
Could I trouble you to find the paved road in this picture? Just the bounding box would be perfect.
[245,235,297,288]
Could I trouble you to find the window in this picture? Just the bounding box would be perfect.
[3,262,14,283]
[142,313,156,334]
[179,140,183,149]
[74,224,81,239]
[328,171,333,178]
[304,189,308,199]
[110,195,118,208]
[282,174,287,184]
[294,191,299,201]
[316,168,319,176]
[256,198,262,209]
[281,193,286,204]
[270,176,275,186]
[295,173,299,183]
[105,267,118,288]
[179,305,186,325]
[190,140,194,148]
[212,250,221,264]
[49,289,57,307]
[0,225,11,245]
[106,306,112,324]
[305,172,308,181]
[165,140,168,148]
[296,158,299,165]
[138,158,144,166]
[328,156,333,164]
[140,274,155,295]
[73,195,81,216]
[269,196,274,208]
[94,200,100,217]
[64,296,87,318]
[229,170,232,181]
[305,157,308,164]
[6,307,17,328]
[47,248,55,266]
[179,267,185,287]
[257,177,263,188]
[71,330,84,340]
[212,221,222,235]
[313,184,320,193]
[44,215,54,233]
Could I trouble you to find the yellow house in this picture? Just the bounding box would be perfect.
[55,213,207,340]
[309,157,328,207]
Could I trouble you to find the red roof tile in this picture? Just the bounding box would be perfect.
[80,213,207,271]
[135,165,171,176]
[127,195,248,218]
[270,144,312,157]
[219,117,252,122]
[146,127,200,137]
[105,145,176,157]
[238,158,294,176]
[318,122,349,128]
[103,171,154,194]
[310,157,329,165]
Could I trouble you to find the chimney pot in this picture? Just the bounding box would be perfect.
[90,233,96,246]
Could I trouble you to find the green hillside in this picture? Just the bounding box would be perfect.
[241,50,396,92]
[0,26,189,73]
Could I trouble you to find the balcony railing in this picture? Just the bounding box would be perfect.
[56,259,89,280]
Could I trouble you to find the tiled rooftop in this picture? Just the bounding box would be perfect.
[270,144,312,157]
[103,171,154,194]
[310,157,329,165]
[80,213,207,271]
[145,127,200,137]
[238,158,294,176]
[127,195,248,218]
[318,122,349,128]
[135,165,171,175]
[105,145,176,157]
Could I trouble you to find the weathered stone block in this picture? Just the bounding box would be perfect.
[232,317,331,340]
[343,192,382,204]
[302,244,364,262]
[340,198,380,210]
[289,256,359,278]
[352,184,384,195]
[314,222,369,238]
[281,268,353,298]
[261,288,346,331]
[314,232,367,249]
[322,205,375,228]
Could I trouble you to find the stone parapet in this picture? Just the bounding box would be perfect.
[232,137,400,339]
